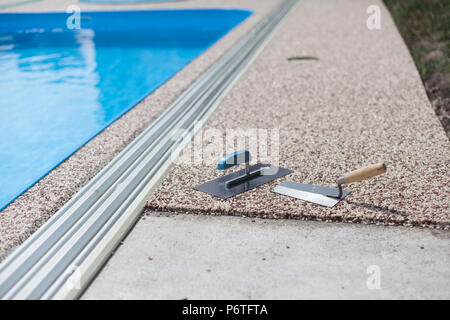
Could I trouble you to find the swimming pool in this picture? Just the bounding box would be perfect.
[0,9,252,211]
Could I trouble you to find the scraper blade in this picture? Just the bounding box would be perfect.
[272,181,351,207]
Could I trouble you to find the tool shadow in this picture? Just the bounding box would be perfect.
[344,200,409,217]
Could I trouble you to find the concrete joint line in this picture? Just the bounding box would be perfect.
[0,0,299,300]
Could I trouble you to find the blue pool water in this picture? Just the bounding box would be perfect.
[0,9,251,211]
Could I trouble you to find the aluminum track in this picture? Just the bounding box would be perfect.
[0,0,298,299]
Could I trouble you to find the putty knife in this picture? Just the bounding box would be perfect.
[194,150,292,199]
[272,162,387,207]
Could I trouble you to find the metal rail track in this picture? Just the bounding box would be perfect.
[0,0,298,299]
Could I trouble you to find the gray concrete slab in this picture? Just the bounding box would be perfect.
[82,213,450,300]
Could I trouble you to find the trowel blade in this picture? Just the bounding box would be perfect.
[272,181,351,207]
[194,163,293,199]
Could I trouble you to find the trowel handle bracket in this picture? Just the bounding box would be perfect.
[218,150,264,188]
[336,183,343,199]
[226,169,262,188]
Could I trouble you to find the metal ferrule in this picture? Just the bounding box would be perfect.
[336,176,346,185]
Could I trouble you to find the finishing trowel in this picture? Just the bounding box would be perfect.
[272,162,387,207]
[194,150,292,199]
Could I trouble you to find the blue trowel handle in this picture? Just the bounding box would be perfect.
[217,150,251,170]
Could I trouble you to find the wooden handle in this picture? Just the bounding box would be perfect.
[338,162,386,184]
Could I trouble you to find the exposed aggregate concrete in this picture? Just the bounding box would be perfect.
[146,0,450,229]
[1,0,448,262]
[0,0,282,260]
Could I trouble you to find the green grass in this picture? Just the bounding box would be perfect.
[383,0,449,77]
